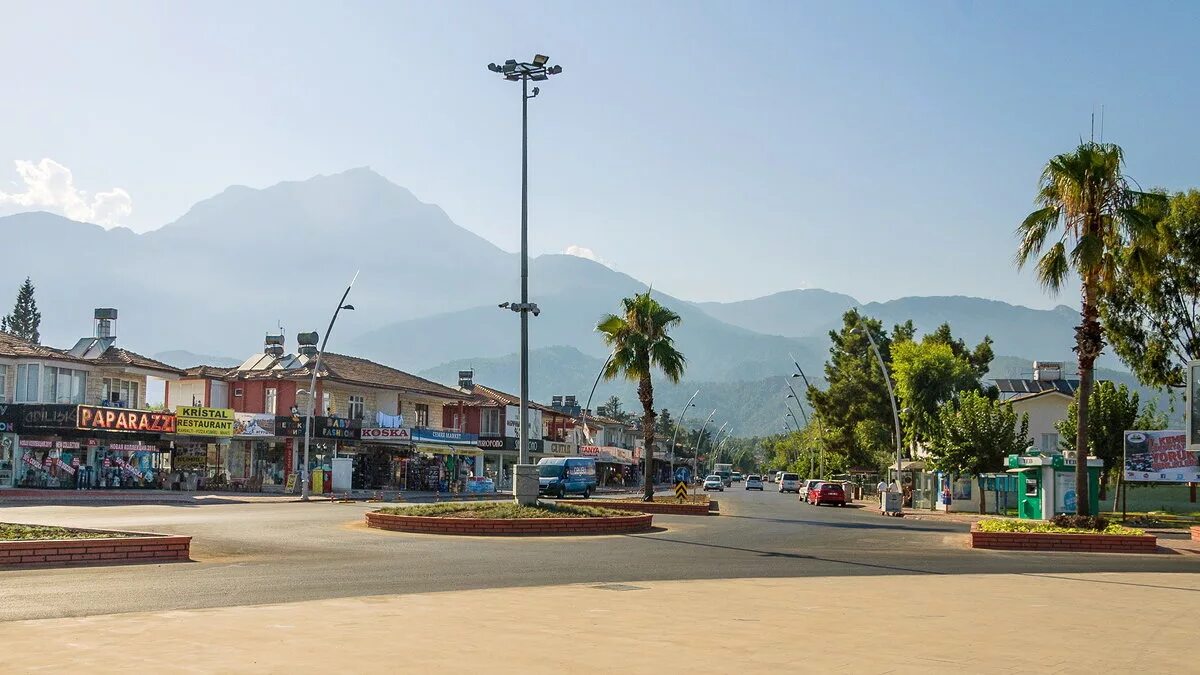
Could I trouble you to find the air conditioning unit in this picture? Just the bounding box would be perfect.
[1062,450,1077,461]
[234,388,244,397]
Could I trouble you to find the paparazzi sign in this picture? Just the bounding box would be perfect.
[1123,430,1200,482]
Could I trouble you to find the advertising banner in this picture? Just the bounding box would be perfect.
[234,413,276,437]
[1123,430,1200,482]
[360,427,412,443]
[77,406,176,433]
[504,405,543,440]
[175,406,235,437]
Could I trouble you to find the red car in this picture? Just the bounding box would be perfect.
[807,482,846,507]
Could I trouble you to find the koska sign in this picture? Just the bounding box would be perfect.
[77,406,176,433]
[175,406,235,437]
[361,427,412,443]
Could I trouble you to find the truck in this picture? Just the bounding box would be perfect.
[713,463,733,486]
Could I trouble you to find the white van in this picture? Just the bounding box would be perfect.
[777,472,801,493]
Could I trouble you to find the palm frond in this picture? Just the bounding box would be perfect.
[1035,241,1070,293]
[1016,206,1060,267]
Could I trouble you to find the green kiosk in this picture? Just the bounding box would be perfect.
[1006,448,1103,520]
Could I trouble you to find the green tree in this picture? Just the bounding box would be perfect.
[808,310,900,472]
[1055,381,1169,496]
[599,395,632,423]
[0,277,41,344]
[928,390,1031,513]
[1101,189,1200,387]
[1015,141,1161,515]
[892,335,987,452]
[597,292,686,501]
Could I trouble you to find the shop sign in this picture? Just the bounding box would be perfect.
[16,404,78,430]
[361,427,412,443]
[1123,430,1199,482]
[275,415,363,440]
[502,436,543,453]
[77,405,176,433]
[477,436,505,449]
[18,439,54,449]
[175,406,235,437]
[412,427,478,445]
[548,442,572,456]
[110,443,151,451]
[579,445,600,457]
[234,413,276,437]
[0,421,13,433]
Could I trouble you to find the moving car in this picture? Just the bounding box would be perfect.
[744,475,764,490]
[537,457,597,499]
[777,472,801,493]
[808,482,846,506]
[703,475,725,492]
[800,479,823,502]
[731,472,744,483]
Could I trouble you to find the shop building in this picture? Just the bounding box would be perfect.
[0,310,182,489]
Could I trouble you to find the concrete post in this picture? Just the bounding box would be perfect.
[514,464,539,506]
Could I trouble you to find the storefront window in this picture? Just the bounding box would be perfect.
[253,442,285,486]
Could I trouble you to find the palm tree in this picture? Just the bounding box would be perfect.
[1016,141,1158,516]
[597,292,686,501]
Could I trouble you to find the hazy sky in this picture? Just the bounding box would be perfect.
[2,1,1197,309]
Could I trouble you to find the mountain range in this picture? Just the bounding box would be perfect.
[0,168,1161,436]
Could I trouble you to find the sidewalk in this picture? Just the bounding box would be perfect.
[0,487,646,505]
[1,572,1196,673]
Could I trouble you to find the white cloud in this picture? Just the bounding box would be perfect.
[0,158,132,227]
[563,244,613,268]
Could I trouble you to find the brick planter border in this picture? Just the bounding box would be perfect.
[1191,526,1200,542]
[0,531,191,567]
[559,499,711,516]
[969,523,1157,553]
[366,510,653,536]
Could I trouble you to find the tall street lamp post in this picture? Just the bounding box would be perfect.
[300,271,358,501]
[853,324,904,497]
[488,55,563,503]
[667,390,699,483]
[692,409,716,481]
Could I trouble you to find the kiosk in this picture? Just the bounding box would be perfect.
[1006,448,1103,520]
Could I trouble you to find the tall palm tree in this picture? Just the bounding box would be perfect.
[597,292,686,501]
[1016,141,1158,516]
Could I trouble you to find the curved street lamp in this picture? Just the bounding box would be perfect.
[300,271,359,501]
[667,390,700,483]
[851,323,904,497]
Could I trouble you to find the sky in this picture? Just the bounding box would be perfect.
[2,0,1198,310]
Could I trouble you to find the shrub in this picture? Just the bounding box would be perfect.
[977,518,1143,536]
[1051,514,1108,531]
[377,502,635,519]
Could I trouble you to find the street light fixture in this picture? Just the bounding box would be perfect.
[300,272,359,501]
[851,324,904,499]
[691,409,716,480]
[487,54,564,501]
[667,390,700,485]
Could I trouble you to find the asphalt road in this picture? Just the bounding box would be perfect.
[3,486,1199,621]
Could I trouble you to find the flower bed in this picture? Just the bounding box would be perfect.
[970,520,1156,553]
[0,523,191,567]
[366,502,653,536]
[560,496,712,516]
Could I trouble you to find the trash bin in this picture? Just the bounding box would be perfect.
[881,491,902,514]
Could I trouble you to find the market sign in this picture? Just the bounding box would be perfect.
[412,427,478,446]
[77,405,175,433]
[1123,430,1200,482]
[234,413,276,437]
[361,427,412,443]
[175,406,235,437]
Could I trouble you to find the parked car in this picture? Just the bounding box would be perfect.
[745,475,764,490]
[703,475,725,492]
[777,472,801,493]
[800,479,823,502]
[537,457,597,498]
[808,482,846,507]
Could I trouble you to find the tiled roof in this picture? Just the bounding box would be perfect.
[236,353,464,400]
[182,365,236,378]
[1008,389,1075,403]
[460,383,559,414]
[0,331,86,363]
[89,347,184,375]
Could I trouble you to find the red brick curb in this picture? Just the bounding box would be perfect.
[1191,526,1200,542]
[969,524,1157,553]
[559,499,711,516]
[0,533,192,567]
[366,511,653,536]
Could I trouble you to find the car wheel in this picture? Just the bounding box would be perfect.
[582,487,591,499]
[557,486,566,499]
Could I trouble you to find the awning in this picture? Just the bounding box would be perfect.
[415,444,483,456]
[596,454,634,466]
[1005,467,1037,473]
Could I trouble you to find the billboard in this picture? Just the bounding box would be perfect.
[504,405,543,440]
[1123,430,1200,482]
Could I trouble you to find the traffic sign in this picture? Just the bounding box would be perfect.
[674,481,688,501]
